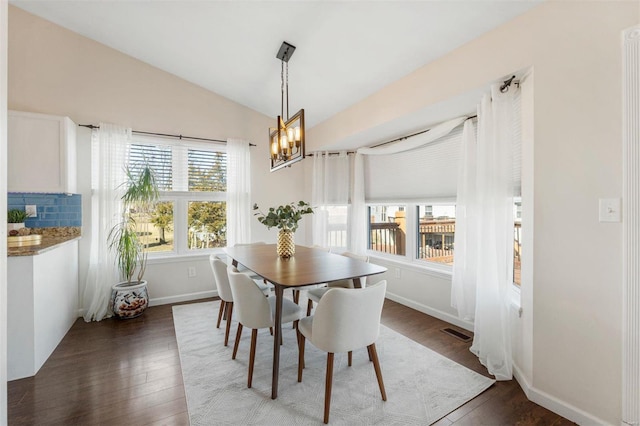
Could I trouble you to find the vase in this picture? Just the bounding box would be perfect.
[110,280,149,319]
[7,223,25,232]
[277,229,295,258]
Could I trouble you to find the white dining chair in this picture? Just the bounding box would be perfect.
[209,256,269,347]
[227,266,305,388]
[297,280,388,424]
[305,252,369,316]
[232,242,274,291]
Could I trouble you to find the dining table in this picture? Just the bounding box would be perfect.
[224,244,387,399]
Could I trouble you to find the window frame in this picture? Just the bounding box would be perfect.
[365,200,456,275]
[128,136,228,259]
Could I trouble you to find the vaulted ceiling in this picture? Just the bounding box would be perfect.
[10,1,540,136]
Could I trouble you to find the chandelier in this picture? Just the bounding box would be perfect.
[269,41,305,172]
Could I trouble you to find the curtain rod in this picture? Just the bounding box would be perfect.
[78,124,256,146]
[306,114,478,158]
[306,75,518,157]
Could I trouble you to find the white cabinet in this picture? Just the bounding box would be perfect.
[8,110,77,193]
[7,241,79,380]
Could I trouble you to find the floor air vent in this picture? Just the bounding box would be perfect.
[441,327,472,342]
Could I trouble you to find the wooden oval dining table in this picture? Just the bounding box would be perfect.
[224,244,387,399]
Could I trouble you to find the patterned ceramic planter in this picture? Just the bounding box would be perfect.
[111,280,149,319]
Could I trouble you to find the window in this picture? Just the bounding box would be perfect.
[325,205,348,250]
[363,127,463,267]
[368,205,406,256]
[513,198,522,285]
[128,138,227,256]
[417,204,455,265]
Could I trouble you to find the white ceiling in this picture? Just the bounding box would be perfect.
[10,0,540,142]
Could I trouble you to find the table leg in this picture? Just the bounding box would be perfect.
[353,277,363,289]
[272,284,284,399]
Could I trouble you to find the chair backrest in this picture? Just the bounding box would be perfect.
[340,251,369,263]
[233,241,266,247]
[210,256,233,303]
[328,251,370,288]
[227,266,273,329]
[312,280,387,353]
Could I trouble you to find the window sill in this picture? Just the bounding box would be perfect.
[367,253,453,280]
[147,249,225,265]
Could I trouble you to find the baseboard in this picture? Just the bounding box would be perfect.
[385,291,474,332]
[73,291,218,318]
[512,364,611,425]
[149,290,218,307]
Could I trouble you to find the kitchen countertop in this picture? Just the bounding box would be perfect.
[7,227,81,257]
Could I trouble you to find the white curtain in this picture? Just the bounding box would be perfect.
[311,151,349,249]
[83,123,131,322]
[226,138,252,247]
[451,120,478,321]
[452,84,516,380]
[349,116,467,254]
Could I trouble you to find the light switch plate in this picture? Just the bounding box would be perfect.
[599,198,621,222]
[25,205,37,218]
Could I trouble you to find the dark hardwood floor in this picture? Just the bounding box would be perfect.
[8,298,573,425]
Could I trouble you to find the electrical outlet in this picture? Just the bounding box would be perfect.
[25,205,37,218]
[395,268,401,279]
[188,267,197,278]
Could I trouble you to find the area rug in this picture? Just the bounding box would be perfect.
[173,301,494,425]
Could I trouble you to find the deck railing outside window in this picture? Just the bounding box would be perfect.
[367,203,522,285]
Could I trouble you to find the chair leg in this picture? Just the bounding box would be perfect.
[293,320,304,369]
[224,302,234,347]
[307,299,313,316]
[348,351,353,367]
[269,327,273,336]
[324,353,334,424]
[248,329,258,388]
[367,345,373,362]
[368,343,387,401]
[297,330,305,382]
[216,301,225,329]
[292,291,299,329]
[232,323,243,360]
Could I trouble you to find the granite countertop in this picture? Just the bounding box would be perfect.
[8,227,81,257]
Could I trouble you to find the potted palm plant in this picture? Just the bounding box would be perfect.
[108,165,159,318]
[253,201,313,258]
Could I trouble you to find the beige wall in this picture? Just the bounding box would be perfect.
[7,5,307,303]
[309,1,638,424]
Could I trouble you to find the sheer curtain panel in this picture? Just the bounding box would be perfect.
[311,151,349,249]
[226,138,252,247]
[450,120,478,321]
[83,123,131,322]
[453,84,517,380]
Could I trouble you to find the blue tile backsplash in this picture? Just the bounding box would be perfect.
[8,193,82,228]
